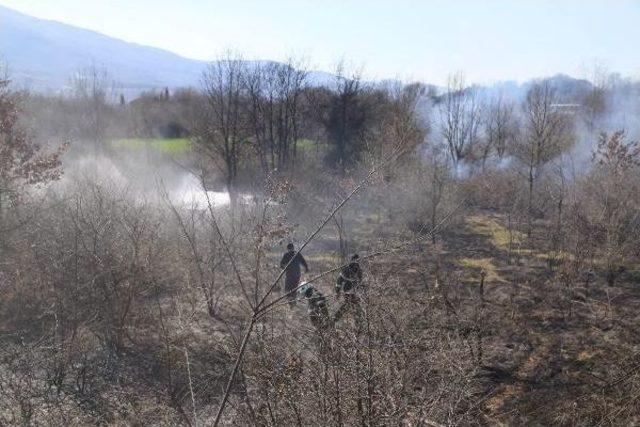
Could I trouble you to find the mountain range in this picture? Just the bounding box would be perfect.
[0,4,596,102]
[0,4,335,96]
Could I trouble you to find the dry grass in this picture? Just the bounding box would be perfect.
[466,214,525,251]
[457,257,506,283]
[304,253,343,264]
[534,250,576,262]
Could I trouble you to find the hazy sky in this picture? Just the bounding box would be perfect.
[2,0,639,84]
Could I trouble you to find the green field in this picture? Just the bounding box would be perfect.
[113,138,192,154]
[113,138,324,154]
[297,138,326,151]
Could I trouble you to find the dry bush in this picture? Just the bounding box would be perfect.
[215,259,481,426]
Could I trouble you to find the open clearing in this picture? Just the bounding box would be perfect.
[113,138,192,153]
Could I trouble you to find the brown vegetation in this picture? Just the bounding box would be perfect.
[1,62,640,426]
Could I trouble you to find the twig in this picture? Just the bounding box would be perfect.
[212,319,255,426]
[184,347,198,427]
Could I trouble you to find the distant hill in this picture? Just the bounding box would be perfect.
[475,75,594,104]
[0,5,334,96]
[0,4,596,101]
[0,5,207,93]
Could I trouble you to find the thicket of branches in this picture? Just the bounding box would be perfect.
[1,59,640,425]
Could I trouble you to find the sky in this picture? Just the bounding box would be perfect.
[1,0,639,85]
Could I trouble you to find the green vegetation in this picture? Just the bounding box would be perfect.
[113,138,192,154]
[296,138,325,151]
[113,138,322,154]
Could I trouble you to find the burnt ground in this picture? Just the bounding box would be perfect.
[247,206,640,425]
[399,211,640,424]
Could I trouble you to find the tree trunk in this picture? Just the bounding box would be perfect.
[527,163,534,237]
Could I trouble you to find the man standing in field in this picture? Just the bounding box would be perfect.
[280,243,309,307]
[334,254,365,331]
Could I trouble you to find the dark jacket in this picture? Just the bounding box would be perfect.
[307,290,328,314]
[280,251,308,279]
[335,261,363,294]
[306,289,330,329]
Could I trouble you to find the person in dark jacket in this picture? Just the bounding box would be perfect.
[334,253,363,295]
[334,254,365,331]
[299,283,331,331]
[299,283,333,357]
[280,243,309,306]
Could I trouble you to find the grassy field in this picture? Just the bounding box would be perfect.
[113,138,192,154]
[113,138,322,154]
[296,138,321,151]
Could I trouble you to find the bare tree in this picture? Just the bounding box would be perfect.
[425,143,453,243]
[71,64,115,151]
[480,94,518,168]
[576,131,640,285]
[315,62,375,171]
[366,82,427,168]
[438,72,482,169]
[193,52,249,207]
[246,58,308,174]
[516,81,574,235]
[581,63,610,132]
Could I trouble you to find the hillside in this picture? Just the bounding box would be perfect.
[0,5,335,95]
[0,4,208,92]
